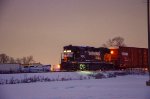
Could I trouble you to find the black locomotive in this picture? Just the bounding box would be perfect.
[60,45,114,71]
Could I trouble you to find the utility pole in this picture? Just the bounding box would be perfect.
[146,0,150,86]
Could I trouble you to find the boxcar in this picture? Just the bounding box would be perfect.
[110,46,148,69]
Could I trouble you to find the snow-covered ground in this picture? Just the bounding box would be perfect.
[0,72,92,84]
[0,72,150,99]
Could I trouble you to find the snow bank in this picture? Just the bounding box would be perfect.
[0,70,148,84]
[0,75,149,99]
[0,72,92,84]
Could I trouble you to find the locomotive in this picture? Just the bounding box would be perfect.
[60,45,114,71]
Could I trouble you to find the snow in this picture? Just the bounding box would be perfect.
[0,72,150,99]
[0,72,91,84]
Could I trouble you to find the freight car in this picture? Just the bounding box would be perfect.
[60,45,114,71]
[109,46,148,69]
[0,63,21,73]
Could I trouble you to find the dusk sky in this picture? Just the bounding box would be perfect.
[0,0,148,65]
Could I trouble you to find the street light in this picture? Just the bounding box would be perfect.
[146,0,150,86]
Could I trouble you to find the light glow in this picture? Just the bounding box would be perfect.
[67,50,71,52]
[144,68,148,71]
[110,51,114,54]
[64,50,71,53]
[57,64,60,69]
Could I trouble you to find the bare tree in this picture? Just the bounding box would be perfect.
[26,56,34,64]
[9,57,16,63]
[21,56,34,64]
[0,53,36,64]
[103,36,126,48]
[112,36,126,47]
[22,57,27,64]
[15,58,22,64]
[106,39,115,47]
[0,53,9,63]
